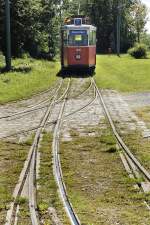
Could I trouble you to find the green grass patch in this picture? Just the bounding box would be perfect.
[0,139,32,224]
[60,127,150,225]
[0,55,59,104]
[17,201,31,225]
[95,54,150,92]
[37,133,70,224]
[15,196,28,205]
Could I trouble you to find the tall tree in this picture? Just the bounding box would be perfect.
[0,0,5,53]
[0,0,148,57]
[40,0,60,58]
[128,0,148,43]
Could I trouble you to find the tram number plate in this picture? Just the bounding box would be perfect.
[76,55,81,59]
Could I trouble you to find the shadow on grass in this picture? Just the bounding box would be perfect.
[57,68,95,78]
[0,66,7,74]
[0,66,32,74]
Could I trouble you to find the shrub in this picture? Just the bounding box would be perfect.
[128,43,148,59]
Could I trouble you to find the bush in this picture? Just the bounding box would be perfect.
[128,43,148,59]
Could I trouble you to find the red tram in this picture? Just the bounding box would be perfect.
[61,16,96,71]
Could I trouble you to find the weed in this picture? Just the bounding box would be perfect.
[15,197,28,205]
[38,202,49,213]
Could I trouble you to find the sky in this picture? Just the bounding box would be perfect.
[142,0,150,33]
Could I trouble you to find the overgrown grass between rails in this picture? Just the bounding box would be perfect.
[135,106,150,128]
[95,54,150,92]
[60,127,150,225]
[0,138,32,225]
[37,132,70,224]
[122,131,150,171]
[0,56,59,104]
[14,196,31,225]
[69,77,91,99]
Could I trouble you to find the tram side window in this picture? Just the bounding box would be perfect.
[63,31,68,46]
[89,31,96,45]
[68,34,88,46]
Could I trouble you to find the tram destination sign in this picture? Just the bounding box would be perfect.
[69,30,87,35]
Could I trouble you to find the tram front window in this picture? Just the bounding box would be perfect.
[68,30,88,46]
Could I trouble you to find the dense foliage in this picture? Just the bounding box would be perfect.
[75,0,148,53]
[141,33,150,49]
[0,0,60,58]
[0,0,148,57]
[128,43,147,58]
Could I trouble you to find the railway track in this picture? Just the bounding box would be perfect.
[4,75,149,224]
[4,77,95,225]
[0,80,61,121]
[52,78,81,225]
[5,79,65,225]
[50,78,100,225]
[92,77,150,206]
[0,79,95,140]
[72,77,93,99]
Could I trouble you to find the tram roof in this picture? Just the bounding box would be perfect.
[62,24,96,31]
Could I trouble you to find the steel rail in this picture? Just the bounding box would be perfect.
[5,79,64,225]
[0,81,95,139]
[0,94,97,139]
[92,77,150,182]
[4,103,51,121]
[10,80,93,121]
[72,78,92,99]
[52,78,81,225]
[0,82,61,120]
[0,78,91,121]
[0,121,55,140]
[65,87,97,119]
[3,78,95,225]
[27,79,60,98]
[2,89,68,121]
[28,85,62,225]
[118,146,150,210]
[0,86,96,140]
[28,79,74,225]
[0,79,60,120]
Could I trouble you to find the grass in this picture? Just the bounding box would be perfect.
[0,139,32,224]
[122,131,150,171]
[1,53,150,104]
[60,126,150,225]
[135,107,150,128]
[0,55,59,104]
[37,132,70,224]
[95,54,150,92]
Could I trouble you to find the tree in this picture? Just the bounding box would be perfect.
[39,0,60,58]
[83,0,148,52]
[10,0,52,57]
[141,33,150,49]
[0,0,148,57]
[0,0,5,53]
[84,0,135,53]
[128,0,148,43]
